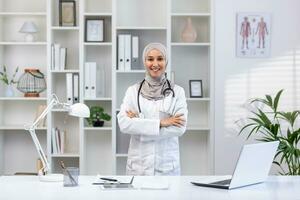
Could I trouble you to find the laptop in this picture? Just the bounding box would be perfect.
[191,141,279,189]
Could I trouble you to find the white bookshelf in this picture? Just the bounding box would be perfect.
[51,153,80,158]
[0,42,47,45]
[116,26,167,30]
[84,42,112,46]
[186,97,210,101]
[84,12,112,17]
[186,126,210,131]
[51,26,80,30]
[84,97,112,101]
[51,69,80,73]
[116,154,128,158]
[0,97,47,101]
[0,0,48,175]
[84,127,112,131]
[171,42,210,46]
[0,12,47,16]
[171,13,211,17]
[0,0,214,176]
[0,126,47,130]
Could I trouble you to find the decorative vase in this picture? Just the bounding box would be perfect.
[181,17,197,43]
[5,85,15,97]
[93,120,104,127]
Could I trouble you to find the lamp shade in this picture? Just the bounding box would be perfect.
[19,21,38,33]
[69,103,90,118]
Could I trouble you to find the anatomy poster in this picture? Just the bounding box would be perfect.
[236,13,271,58]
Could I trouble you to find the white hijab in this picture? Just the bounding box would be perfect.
[140,43,174,100]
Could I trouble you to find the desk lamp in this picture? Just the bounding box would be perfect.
[25,94,90,182]
[19,21,38,42]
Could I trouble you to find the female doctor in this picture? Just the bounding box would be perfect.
[117,43,188,176]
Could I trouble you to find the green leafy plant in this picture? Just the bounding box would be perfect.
[239,89,300,175]
[0,65,19,85]
[86,106,111,127]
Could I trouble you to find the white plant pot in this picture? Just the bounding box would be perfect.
[5,85,15,97]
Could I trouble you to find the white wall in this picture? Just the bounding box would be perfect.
[214,0,300,174]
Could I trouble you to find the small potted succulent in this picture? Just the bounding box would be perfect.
[86,106,111,127]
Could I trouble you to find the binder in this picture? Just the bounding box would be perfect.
[171,71,175,83]
[60,48,67,70]
[73,73,79,103]
[51,44,55,70]
[60,130,65,154]
[124,34,131,71]
[51,128,57,154]
[54,43,61,71]
[98,20,104,42]
[97,65,105,97]
[131,36,139,70]
[89,62,97,98]
[66,73,73,104]
[56,128,61,153]
[118,35,125,71]
[84,62,91,99]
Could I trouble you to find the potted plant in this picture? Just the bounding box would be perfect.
[239,89,300,175]
[86,106,111,127]
[0,66,19,97]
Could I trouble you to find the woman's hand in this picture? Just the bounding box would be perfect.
[126,110,138,118]
[160,113,185,128]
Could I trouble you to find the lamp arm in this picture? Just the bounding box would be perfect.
[26,95,60,174]
[29,128,50,173]
[31,97,58,129]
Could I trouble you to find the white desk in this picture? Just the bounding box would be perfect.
[0,176,299,200]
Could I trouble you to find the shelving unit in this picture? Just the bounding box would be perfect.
[0,0,48,175]
[0,42,47,45]
[0,0,214,176]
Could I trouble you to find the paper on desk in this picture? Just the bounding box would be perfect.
[135,177,169,190]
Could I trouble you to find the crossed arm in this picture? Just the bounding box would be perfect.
[117,86,188,141]
[126,110,185,128]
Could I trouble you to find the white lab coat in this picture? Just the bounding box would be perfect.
[117,83,188,175]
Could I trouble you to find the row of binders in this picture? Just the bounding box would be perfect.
[51,43,67,71]
[118,34,139,71]
[84,62,105,99]
[66,73,79,104]
[51,127,66,154]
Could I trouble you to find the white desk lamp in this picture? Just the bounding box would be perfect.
[19,21,38,42]
[25,94,90,182]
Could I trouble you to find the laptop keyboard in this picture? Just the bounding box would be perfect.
[210,179,232,185]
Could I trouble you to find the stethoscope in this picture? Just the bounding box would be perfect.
[137,79,175,114]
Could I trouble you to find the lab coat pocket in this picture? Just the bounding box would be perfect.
[155,161,175,175]
[126,157,139,174]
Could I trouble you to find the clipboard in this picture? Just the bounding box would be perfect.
[93,176,136,189]
[101,184,135,189]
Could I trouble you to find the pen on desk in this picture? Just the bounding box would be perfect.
[100,177,118,182]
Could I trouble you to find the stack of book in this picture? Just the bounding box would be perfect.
[51,43,67,71]
[51,127,66,154]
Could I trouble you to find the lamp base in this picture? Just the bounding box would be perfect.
[39,173,63,182]
[24,33,34,42]
[24,92,40,97]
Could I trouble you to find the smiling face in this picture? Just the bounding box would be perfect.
[144,49,166,79]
